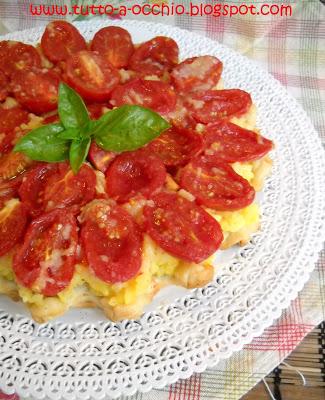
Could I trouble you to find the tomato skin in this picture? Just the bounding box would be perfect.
[88,141,116,174]
[186,89,252,124]
[179,155,255,211]
[0,107,30,154]
[13,209,78,296]
[143,192,223,263]
[0,71,8,102]
[0,200,28,256]
[146,126,203,167]
[0,40,41,77]
[171,56,223,94]
[110,78,177,115]
[91,26,134,68]
[204,121,273,163]
[41,21,87,63]
[66,50,120,102]
[80,199,142,283]
[106,150,166,203]
[129,36,179,76]
[11,67,60,114]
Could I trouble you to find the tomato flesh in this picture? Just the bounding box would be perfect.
[66,50,120,102]
[80,199,142,283]
[41,21,87,63]
[88,142,116,174]
[13,209,78,296]
[179,155,255,211]
[106,150,166,203]
[0,107,30,154]
[0,71,8,101]
[143,192,223,263]
[204,121,273,162]
[91,26,134,68]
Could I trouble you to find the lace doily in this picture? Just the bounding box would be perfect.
[0,20,324,400]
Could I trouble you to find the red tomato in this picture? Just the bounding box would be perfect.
[87,103,111,120]
[179,155,255,211]
[129,36,179,76]
[171,56,223,94]
[11,67,60,114]
[204,121,273,162]
[185,89,252,124]
[88,141,116,174]
[0,176,24,209]
[0,40,41,77]
[146,126,203,167]
[0,107,29,154]
[0,70,8,102]
[0,152,33,181]
[110,78,177,115]
[66,50,120,102]
[80,199,142,283]
[143,192,223,263]
[42,112,60,124]
[13,209,78,296]
[41,21,87,63]
[91,26,134,68]
[106,149,166,203]
[0,199,27,256]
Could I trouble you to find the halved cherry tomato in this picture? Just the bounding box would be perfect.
[204,121,273,162]
[80,199,142,283]
[0,176,25,209]
[13,209,78,296]
[129,36,179,76]
[0,40,41,77]
[11,67,60,114]
[41,21,87,63]
[0,199,27,256]
[91,26,134,68]
[0,107,29,154]
[143,192,223,263]
[179,155,255,211]
[110,78,177,115]
[0,71,8,102]
[106,149,166,203]
[88,141,116,174]
[87,103,111,120]
[146,126,203,167]
[185,89,252,124]
[171,56,223,93]
[66,50,120,102]
[0,152,33,181]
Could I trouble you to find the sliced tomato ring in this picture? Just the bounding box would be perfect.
[88,141,116,174]
[110,78,177,115]
[146,126,203,167]
[106,149,166,203]
[0,199,27,256]
[41,20,87,63]
[13,209,78,296]
[204,121,273,163]
[91,26,134,68]
[129,36,179,76]
[0,107,30,154]
[143,192,223,263]
[0,40,41,77]
[179,155,255,211]
[0,71,9,102]
[66,50,120,102]
[171,56,223,94]
[80,199,142,283]
[11,67,60,114]
[185,89,252,124]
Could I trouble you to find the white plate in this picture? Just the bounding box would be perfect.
[0,19,324,400]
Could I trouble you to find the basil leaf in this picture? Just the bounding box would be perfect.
[57,127,80,140]
[14,124,69,162]
[58,83,90,129]
[69,137,91,174]
[93,105,170,152]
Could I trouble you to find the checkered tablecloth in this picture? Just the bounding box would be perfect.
[0,1,324,399]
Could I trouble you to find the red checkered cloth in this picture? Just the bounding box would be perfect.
[0,1,324,399]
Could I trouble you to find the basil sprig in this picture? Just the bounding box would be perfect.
[14,83,170,173]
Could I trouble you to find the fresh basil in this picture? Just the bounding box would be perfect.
[93,105,170,152]
[14,124,69,162]
[58,83,90,129]
[69,137,91,174]
[57,127,80,140]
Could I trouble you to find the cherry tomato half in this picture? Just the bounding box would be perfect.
[88,142,116,174]
[0,107,30,154]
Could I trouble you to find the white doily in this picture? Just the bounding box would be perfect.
[0,20,324,400]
